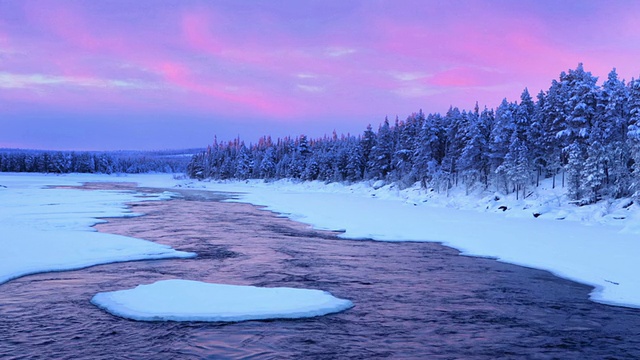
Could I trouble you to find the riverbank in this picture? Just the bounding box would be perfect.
[1,172,639,308]
[3,180,640,359]
[172,177,640,309]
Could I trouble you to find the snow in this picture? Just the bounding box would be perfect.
[3,172,640,311]
[0,173,352,323]
[91,279,353,322]
[176,177,640,309]
[0,173,195,285]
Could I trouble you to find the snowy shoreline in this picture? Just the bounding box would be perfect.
[0,173,355,322]
[175,176,640,310]
[0,173,195,286]
[2,172,640,310]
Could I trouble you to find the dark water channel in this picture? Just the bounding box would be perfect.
[1,184,640,359]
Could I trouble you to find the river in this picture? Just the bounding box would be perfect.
[1,184,640,359]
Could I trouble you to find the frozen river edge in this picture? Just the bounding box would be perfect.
[1,173,640,309]
[0,174,196,286]
[0,173,355,322]
[181,178,640,310]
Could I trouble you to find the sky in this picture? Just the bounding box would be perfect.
[1,0,640,151]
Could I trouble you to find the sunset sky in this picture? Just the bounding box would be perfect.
[1,0,640,150]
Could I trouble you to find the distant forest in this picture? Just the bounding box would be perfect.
[0,149,198,174]
[187,64,640,204]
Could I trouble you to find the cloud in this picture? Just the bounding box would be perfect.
[389,71,430,82]
[0,72,155,90]
[296,73,318,79]
[4,0,640,150]
[325,47,357,58]
[297,84,324,93]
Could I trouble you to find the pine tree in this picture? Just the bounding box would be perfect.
[413,113,440,187]
[583,132,607,203]
[491,99,516,192]
[459,104,492,191]
[596,68,629,197]
[566,142,585,201]
[235,145,252,180]
[369,117,394,179]
[627,77,640,197]
[260,147,277,179]
[360,124,376,178]
[345,138,364,182]
[555,64,599,199]
[529,90,547,186]
[500,88,535,197]
[440,107,465,192]
[393,113,420,185]
[541,80,566,188]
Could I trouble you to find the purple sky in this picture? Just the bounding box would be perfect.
[1,0,640,150]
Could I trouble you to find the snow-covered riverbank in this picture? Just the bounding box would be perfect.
[177,177,640,309]
[0,173,195,285]
[0,173,355,322]
[2,172,640,309]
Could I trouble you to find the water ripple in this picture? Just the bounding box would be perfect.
[1,186,640,359]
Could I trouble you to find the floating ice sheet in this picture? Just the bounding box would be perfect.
[91,279,353,322]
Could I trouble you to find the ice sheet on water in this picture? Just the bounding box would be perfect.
[4,172,640,309]
[91,279,353,322]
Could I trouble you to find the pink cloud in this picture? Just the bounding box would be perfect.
[176,9,383,96]
[179,10,308,76]
[37,5,325,118]
[10,3,380,121]
[4,0,640,150]
[152,60,301,118]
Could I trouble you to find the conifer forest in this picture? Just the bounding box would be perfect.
[187,64,640,205]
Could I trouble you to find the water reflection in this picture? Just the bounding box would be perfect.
[1,184,640,359]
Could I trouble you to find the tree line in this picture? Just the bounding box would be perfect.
[0,149,195,174]
[187,64,640,205]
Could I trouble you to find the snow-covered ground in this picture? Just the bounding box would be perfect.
[0,173,195,285]
[177,177,640,309]
[2,172,640,312]
[91,279,353,322]
[0,173,354,322]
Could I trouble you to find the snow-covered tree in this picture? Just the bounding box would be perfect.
[491,99,516,192]
[555,64,599,199]
[627,77,640,197]
[369,117,394,179]
[413,113,440,187]
[459,104,492,191]
[180,63,640,207]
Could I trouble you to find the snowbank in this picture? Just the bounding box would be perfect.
[176,178,640,309]
[0,173,195,285]
[3,172,640,309]
[91,279,353,322]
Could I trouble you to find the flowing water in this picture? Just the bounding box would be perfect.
[1,184,640,359]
